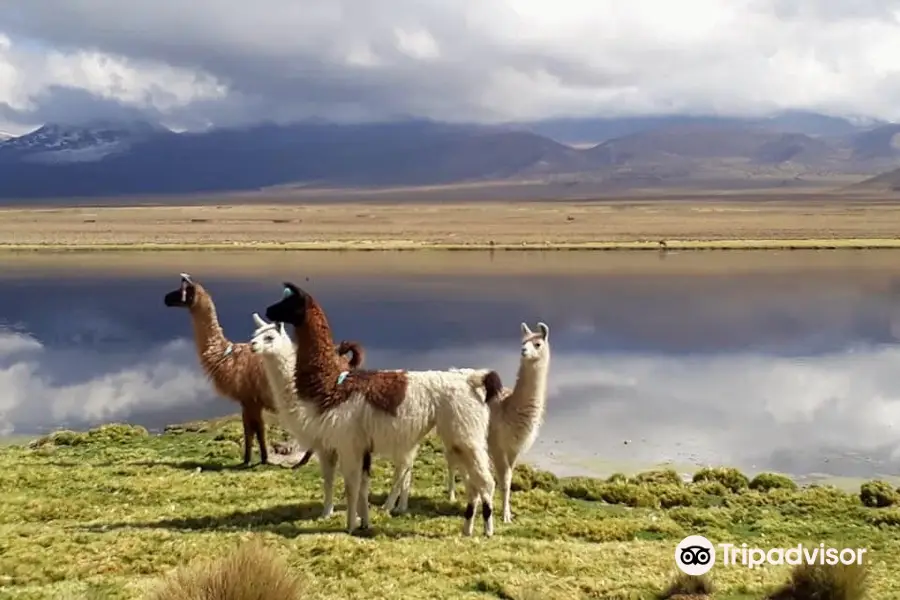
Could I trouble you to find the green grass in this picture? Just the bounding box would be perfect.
[0,418,896,599]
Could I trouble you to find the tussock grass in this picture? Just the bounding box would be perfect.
[144,539,305,600]
[692,467,750,493]
[29,423,149,449]
[657,572,713,599]
[0,417,899,599]
[750,473,799,493]
[858,480,897,508]
[765,561,869,600]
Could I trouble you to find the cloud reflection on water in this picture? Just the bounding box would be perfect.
[4,325,900,480]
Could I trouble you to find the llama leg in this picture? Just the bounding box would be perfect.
[398,463,412,513]
[495,458,513,523]
[382,462,406,514]
[398,448,417,513]
[446,453,457,502]
[449,445,487,537]
[320,448,338,519]
[339,454,362,534]
[253,411,268,465]
[465,444,496,537]
[461,475,480,537]
[358,450,372,530]
[239,408,254,467]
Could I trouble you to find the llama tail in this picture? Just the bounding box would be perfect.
[466,369,505,403]
[337,340,366,369]
[292,448,315,469]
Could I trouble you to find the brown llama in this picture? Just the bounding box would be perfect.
[163,273,364,466]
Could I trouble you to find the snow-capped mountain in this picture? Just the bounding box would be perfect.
[0,119,170,164]
[0,131,13,141]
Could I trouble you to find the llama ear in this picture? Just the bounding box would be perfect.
[538,322,549,340]
[180,273,193,284]
[279,322,287,337]
[252,313,267,328]
[521,322,532,336]
[282,282,303,299]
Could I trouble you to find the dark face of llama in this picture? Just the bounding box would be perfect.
[265,282,308,325]
[163,273,197,308]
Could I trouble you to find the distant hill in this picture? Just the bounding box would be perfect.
[848,124,900,161]
[561,123,899,190]
[843,126,900,190]
[521,110,885,146]
[0,121,586,198]
[0,112,899,201]
[850,165,900,192]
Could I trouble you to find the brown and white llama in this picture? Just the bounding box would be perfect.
[163,273,364,466]
[446,322,551,522]
[250,314,424,519]
[264,282,503,536]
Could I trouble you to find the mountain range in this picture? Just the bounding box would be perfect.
[1,111,900,201]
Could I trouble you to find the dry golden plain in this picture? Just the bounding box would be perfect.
[2,195,900,251]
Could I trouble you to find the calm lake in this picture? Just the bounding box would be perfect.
[3,249,900,484]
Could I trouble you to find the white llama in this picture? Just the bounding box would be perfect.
[249,313,417,517]
[248,315,339,518]
[447,322,551,523]
[264,282,504,537]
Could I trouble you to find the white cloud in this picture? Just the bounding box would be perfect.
[0,32,225,133]
[1,1,900,130]
[0,331,216,435]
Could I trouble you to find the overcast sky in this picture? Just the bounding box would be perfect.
[2,0,900,134]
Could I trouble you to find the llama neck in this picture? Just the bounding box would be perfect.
[188,293,231,374]
[509,352,550,412]
[293,303,342,393]
[261,352,296,402]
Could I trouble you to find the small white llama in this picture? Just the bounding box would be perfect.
[264,282,504,537]
[447,322,551,523]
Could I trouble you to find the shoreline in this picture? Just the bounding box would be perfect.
[3,238,900,252]
[8,246,900,279]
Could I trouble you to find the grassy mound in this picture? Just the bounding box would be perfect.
[145,539,305,600]
[29,423,149,448]
[750,472,798,493]
[691,466,750,493]
[859,479,897,508]
[0,417,897,599]
[657,572,713,599]
[765,561,869,600]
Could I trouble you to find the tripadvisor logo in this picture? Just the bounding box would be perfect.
[675,535,716,576]
[675,535,867,575]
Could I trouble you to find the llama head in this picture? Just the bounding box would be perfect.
[520,322,550,362]
[265,282,312,326]
[249,313,292,356]
[163,273,200,309]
